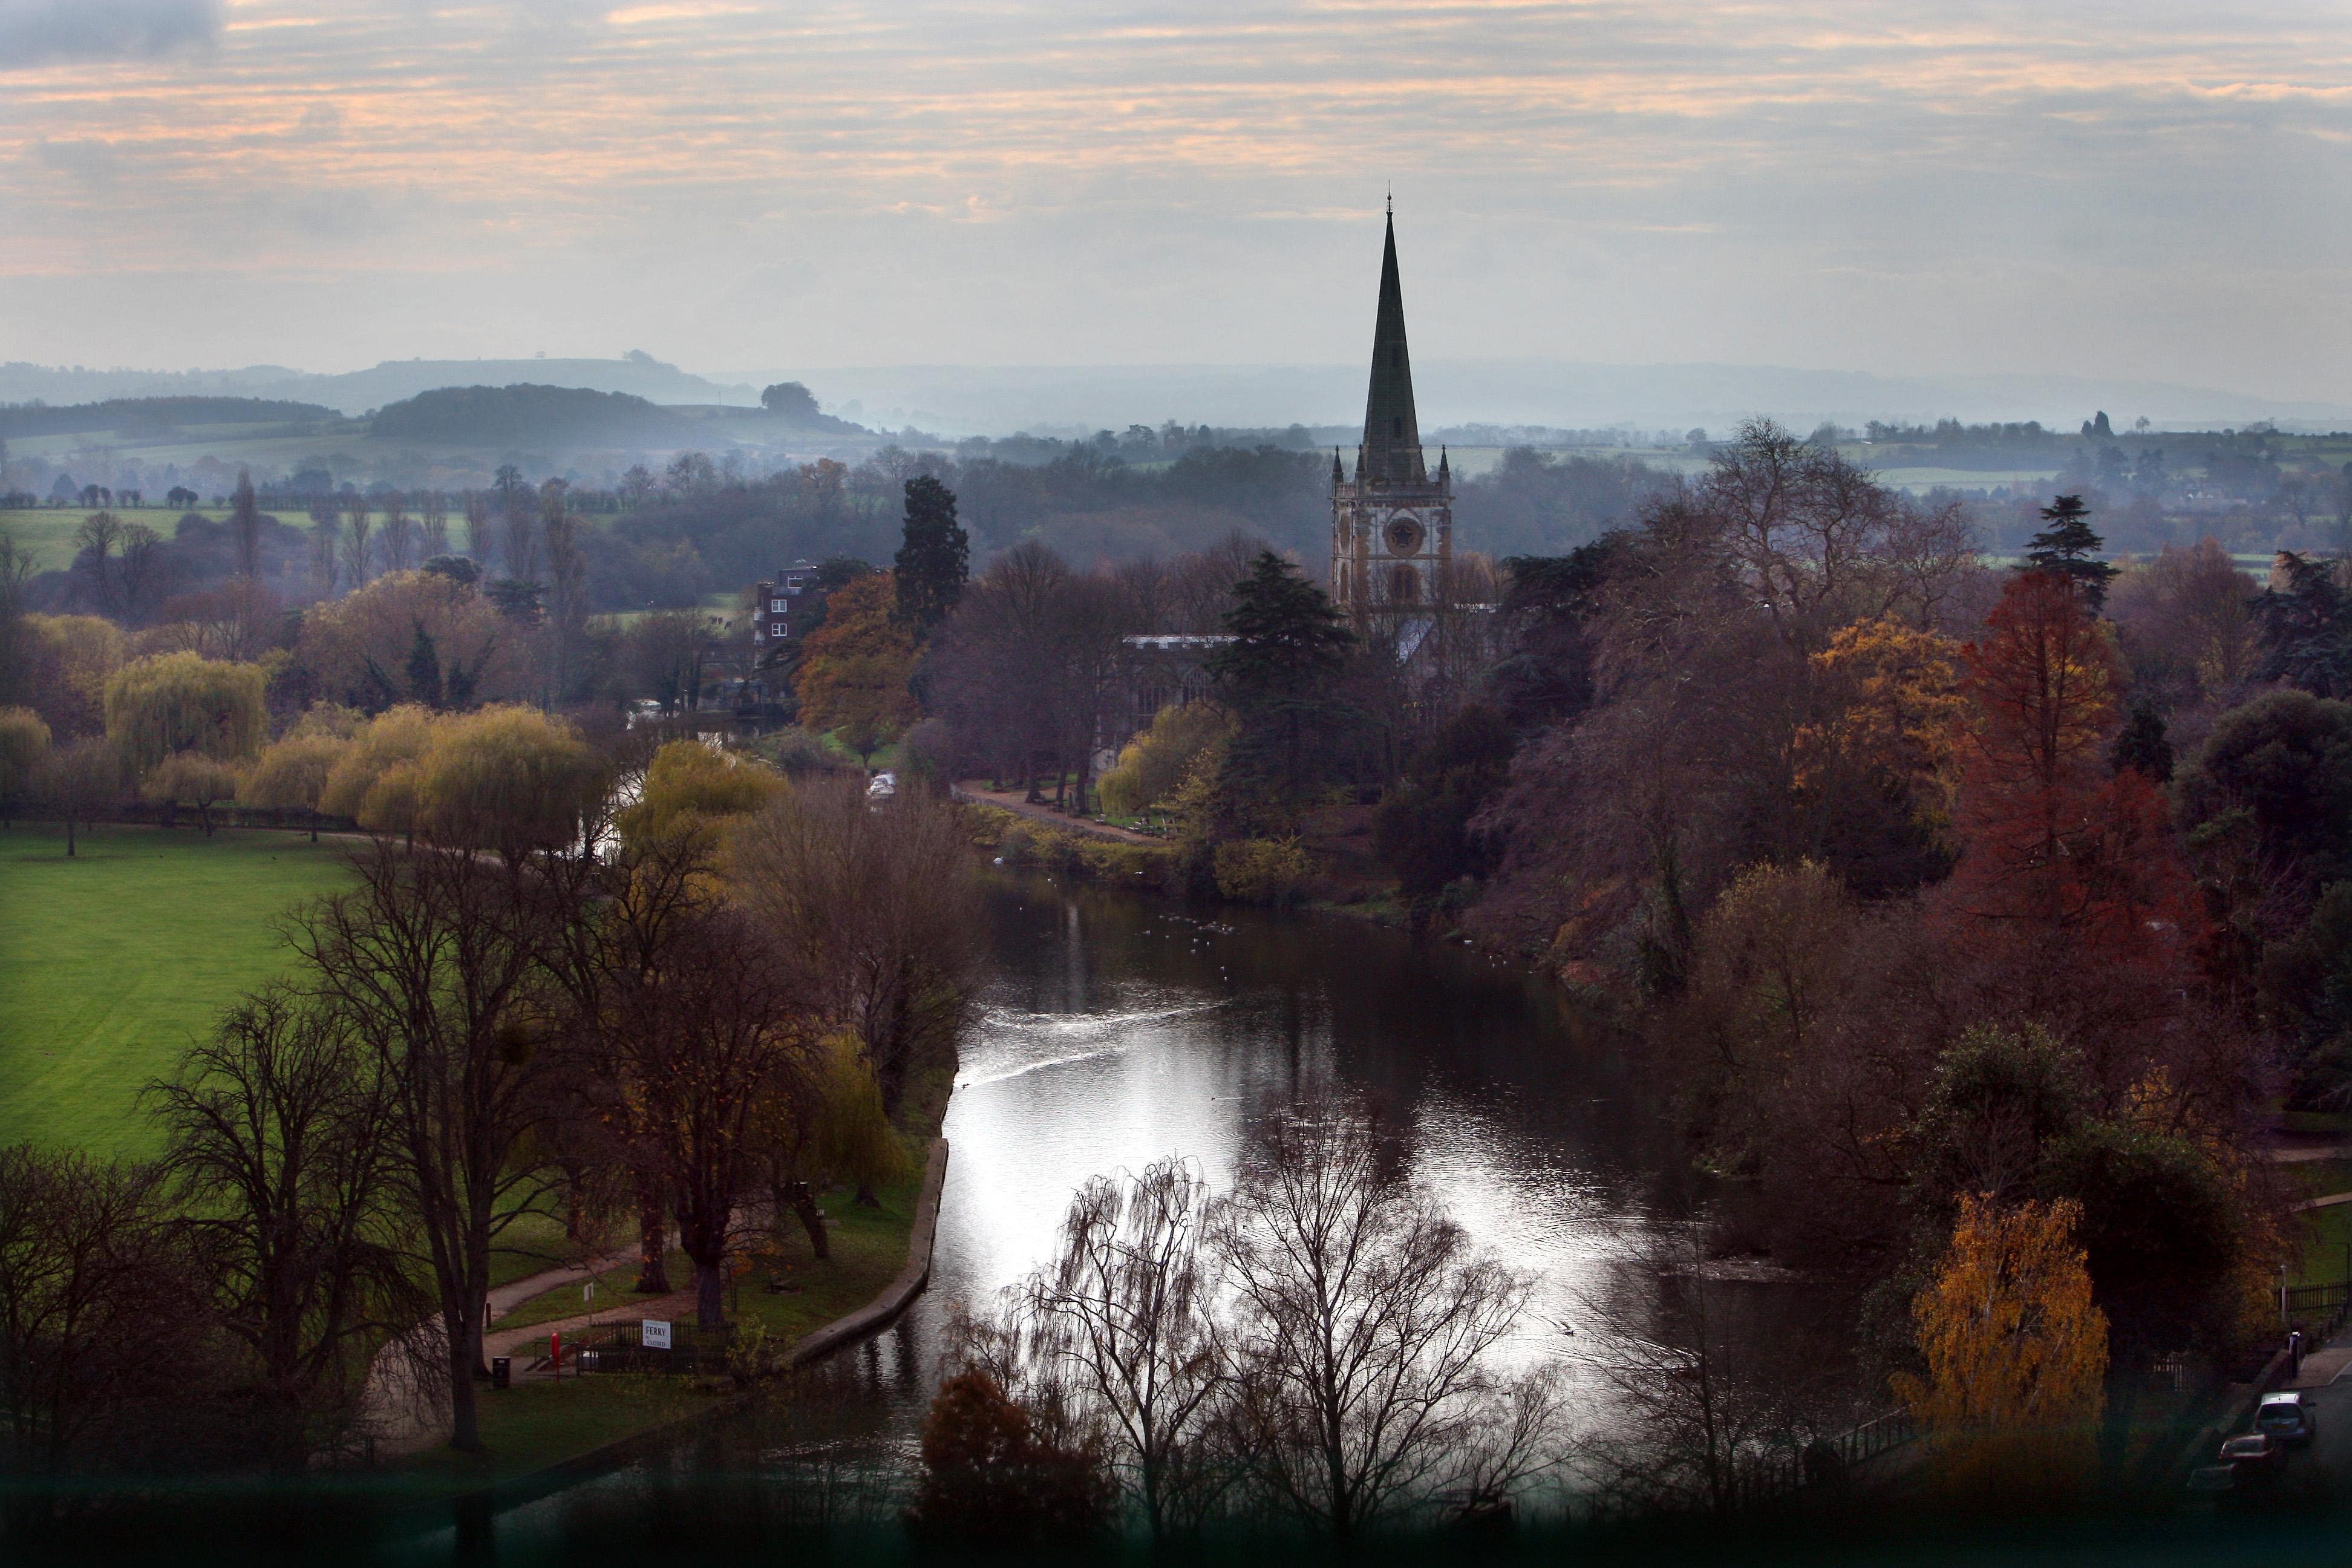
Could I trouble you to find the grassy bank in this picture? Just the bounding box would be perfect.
[399,1169,930,1495]
[962,800,1181,890]
[0,823,354,1156]
[0,817,940,1498]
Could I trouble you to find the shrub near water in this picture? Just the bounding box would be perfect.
[1212,837,1312,906]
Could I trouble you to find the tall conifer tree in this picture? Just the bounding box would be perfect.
[2024,494,2115,610]
[893,476,969,636]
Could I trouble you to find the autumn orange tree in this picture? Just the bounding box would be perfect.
[794,571,920,765]
[1897,1194,2109,1491]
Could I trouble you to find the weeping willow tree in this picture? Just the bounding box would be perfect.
[103,652,267,774]
[764,1032,909,1258]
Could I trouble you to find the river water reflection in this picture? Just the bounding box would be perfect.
[489,872,1696,1551]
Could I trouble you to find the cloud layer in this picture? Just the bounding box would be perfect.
[0,0,218,65]
[2,1,2346,403]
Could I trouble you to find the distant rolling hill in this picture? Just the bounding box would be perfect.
[0,353,756,417]
[367,385,694,448]
[0,396,339,438]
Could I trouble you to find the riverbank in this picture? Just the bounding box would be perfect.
[384,1143,949,1504]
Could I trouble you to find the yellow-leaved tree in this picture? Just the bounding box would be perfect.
[616,739,783,847]
[413,705,607,864]
[1896,1193,2109,1495]
[1099,701,1234,820]
[1798,615,1965,838]
[318,704,447,837]
[238,733,353,840]
[103,652,269,774]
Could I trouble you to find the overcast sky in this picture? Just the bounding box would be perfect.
[4,0,2348,400]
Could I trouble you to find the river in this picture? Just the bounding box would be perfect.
[477,871,1705,1555]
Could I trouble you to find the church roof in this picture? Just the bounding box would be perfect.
[1358,209,1426,485]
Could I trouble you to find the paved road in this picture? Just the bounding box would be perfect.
[2197,1345,2352,1513]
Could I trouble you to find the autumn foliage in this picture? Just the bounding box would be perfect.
[792,572,920,762]
[1898,1194,2109,1496]
[1942,570,2203,988]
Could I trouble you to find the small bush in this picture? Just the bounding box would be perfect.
[907,1371,1114,1548]
[1213,837,1313,906]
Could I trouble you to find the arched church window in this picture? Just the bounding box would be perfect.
[1388,563,1420,604]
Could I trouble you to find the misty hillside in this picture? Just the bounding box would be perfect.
[369,384,697,448]
[751,361,2352,439]
[0,397,339,439]
[0,354,756,417]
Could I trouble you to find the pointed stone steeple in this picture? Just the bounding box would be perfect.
[1359,209,1425,485]
[1330,202,1451,635]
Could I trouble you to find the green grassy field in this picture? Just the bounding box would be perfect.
[0,824,353,1157]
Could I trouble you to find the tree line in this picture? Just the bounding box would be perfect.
[0,713,980,1538]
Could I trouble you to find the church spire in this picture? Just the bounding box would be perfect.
[1359,206,1425,484]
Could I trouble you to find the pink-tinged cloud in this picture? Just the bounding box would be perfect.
[0,0,2344,400]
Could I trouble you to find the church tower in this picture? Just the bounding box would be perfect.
[1331,204,1451,634]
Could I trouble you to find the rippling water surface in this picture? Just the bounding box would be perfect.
[487,871,1694,1551]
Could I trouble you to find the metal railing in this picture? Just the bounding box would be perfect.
[1725,1408,1919,1508]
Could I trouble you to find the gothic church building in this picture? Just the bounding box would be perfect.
[1331,207,1451,634]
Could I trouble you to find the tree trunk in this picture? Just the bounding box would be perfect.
[447,1313,483,1452]
[693,1255,725,1332]
[65,817,76,857]
[787,1181,829,1259]
[635,1178,669,1293]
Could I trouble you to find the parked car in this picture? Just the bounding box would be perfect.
[2220,1432,2279,1471]
[866,770,897,801]
[2187,1462,2238,1504]
[2256,1390,2316,1446]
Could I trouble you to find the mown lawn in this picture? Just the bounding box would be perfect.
[0,823,353,1157]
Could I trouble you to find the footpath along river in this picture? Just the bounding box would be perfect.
[462,870,1754,1555]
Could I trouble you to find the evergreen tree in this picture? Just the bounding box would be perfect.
[893,476,969,636]
[404,618,444,708]
[230,466,263,581]
[2251,552,2352,697]
[2024,494,2115,610]
[1205,552,1355,823]
[2109,704,2173,782]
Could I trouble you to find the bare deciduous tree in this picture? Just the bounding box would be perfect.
[340,496,374,589]
[0,1148,198,1521]
[571,831,817,1329]
[419,491,451,558]
[1214,1106,1555,1540]
[289,837,580,1451]
[1568,1223,1843,1518]
[463,491,492,563]
[730,780,981,1123]
[1001,1158,1230,1541]
[151,985,430,1471]
[380,492,417,574]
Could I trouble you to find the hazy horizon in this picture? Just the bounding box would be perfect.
[4,1,2348,405]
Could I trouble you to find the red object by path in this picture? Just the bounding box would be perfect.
[550,1330,561,1382]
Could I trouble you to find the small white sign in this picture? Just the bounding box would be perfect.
[641,1318,673,1351]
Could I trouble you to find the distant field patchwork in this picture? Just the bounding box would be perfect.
[0,826,353,1157]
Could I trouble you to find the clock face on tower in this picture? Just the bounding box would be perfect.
[1383,515,1424,555]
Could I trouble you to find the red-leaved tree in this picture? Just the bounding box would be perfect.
[1938,571,2205,1085]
